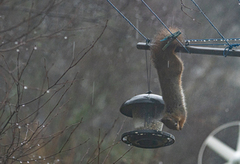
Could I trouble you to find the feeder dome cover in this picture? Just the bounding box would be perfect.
[120,93,165,117]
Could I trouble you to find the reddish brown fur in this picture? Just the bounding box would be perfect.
[151,27,187,130]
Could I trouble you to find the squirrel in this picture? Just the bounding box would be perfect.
[150,27,187,130]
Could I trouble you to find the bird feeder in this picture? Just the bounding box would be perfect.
[120,92,175,149]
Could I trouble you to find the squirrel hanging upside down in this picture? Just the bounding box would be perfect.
[151,27,187,130]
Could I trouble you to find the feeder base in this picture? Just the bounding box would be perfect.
[121,129,175,148]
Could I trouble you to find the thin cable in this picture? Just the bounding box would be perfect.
[141,0,190,53]
[186,43,229,46]
[191,0,230,46]
[107,0,150,43]
[224,44,240,57]
[186,38,240,43]
[141,0,171,34]
[191,0,240,56]
[145,50,151,92]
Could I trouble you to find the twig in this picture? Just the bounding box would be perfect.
[98,129,101,164]
[80,148,90,164]
[51,20,108,88]
[102,118,124,164]
[113,147,133,164]
[87,118,118,164]
[58,118,83,154]
[180,0,200,23]
[20,20,108,107]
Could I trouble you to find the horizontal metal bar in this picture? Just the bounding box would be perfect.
[137,42,151,50]
[136,42,240,57]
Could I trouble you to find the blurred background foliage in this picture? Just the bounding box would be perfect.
[1,0,240,163]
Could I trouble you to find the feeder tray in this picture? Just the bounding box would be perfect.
[121,129,175,149]
[120,93,175,148]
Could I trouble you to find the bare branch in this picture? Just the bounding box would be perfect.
[180,0,200,23]
[113,147,133,164]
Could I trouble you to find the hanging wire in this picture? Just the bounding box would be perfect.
[107,0,150,43]
[141,0,190,53]
[145,49,151,93]
[191,0,230,46]
[190,0,240,56]
[107,0,189,53]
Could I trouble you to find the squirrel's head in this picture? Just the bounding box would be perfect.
[161,116,182,130]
